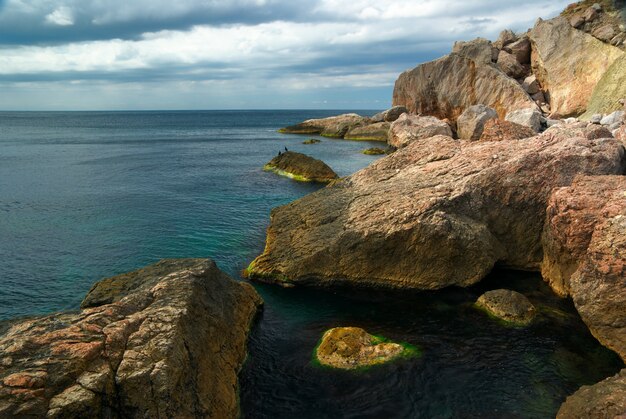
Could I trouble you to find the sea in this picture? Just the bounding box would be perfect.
[0,110,622,418]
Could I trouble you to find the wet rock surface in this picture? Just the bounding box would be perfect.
[0,259,263,419]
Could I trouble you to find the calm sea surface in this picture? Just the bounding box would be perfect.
[0,111,622,418]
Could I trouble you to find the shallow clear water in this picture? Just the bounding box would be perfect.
[0,111,622,418]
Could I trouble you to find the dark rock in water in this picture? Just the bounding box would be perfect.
[278,114,367,138]
[479,119,537,142]
[315,327,416,370]
[557,368,626,419]
[475,289,536,325]
[344,122,390,142]
[246,127,625,290]
[303,139,322,144]
[362,147,388,155]
[371,106,408,123]
[0,259,262,418]
[264,151,338,183]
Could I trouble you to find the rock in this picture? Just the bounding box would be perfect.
[522,75,541,95]
[371,106,408,123]
[585,125,614,140]
[558,369,626,419]
[392,52,538,121]
[504,36,531,64]
[456,104,498,141]
[315,327,416,369]
[303,139,322,144]
[570,13,586,28]
[479,119,537,142]
[505,108,543,132]
[583,55,626,118]
[475,289,536,325]
[245,128,625,290]
[600,110,625,126]
[279,113,368,138]
[344,122,390,142]
[616,125,626,143]
[264,151,338,183]
[593,23,617,42]
[541,175,626,361]
[452,38,496,65]
[497,50,526,78]
[590,113,603,124]
[531,91,546,104]
[584,6,599,22]
[362,147,388,155]
[0,259,262,418]
[494,29,518,49]
[530,17,623,117]
[388,114,453,148]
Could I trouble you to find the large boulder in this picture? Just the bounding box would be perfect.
[278,114,368,138]
[505,108,543,132]
[246,129,625,290]
[475,289,536,325]
[452,38,497,65]
[264,151,338,183]
[371,106,408,123]
[344,122,390,142]
[530,16,623,117]
[456,104,498,140]
[557,369,626,419]
[0,259,262,418]
[388,114,453,148]
[392,52,537,121]
[542,176,626,361]
[497,50,526,79]
[581,54,626,119]
[503,36,531,64]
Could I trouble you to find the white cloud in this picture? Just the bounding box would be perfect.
[45,6,73,26]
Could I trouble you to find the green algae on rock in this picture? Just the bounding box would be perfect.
[303,139,322,144]
[264,151,338,183]
[344,122,390,142]
[314,327,419,370]
[475,289,537,325]
[361,147,388,155]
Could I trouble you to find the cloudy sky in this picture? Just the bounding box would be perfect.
[0,0,571,110]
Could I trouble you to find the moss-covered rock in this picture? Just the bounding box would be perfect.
[315,327,418,370]
[264,151,338,183]
[303,139,322,144]
[279,114,368,138]
[362,147,388,155]
[476,289,536,325]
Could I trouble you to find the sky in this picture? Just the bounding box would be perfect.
[0,0,572,110]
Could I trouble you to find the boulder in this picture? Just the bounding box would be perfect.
[616,125,626,143]
[583,55,626,118]
[456,105,498,141]
[279,114,368,138]
[541,176,626,361]
[570,13,586,28]
[497,50,526,79]
[388,114,453,148]
[504,36,531,64]
[315,327,416,370]
[522,75,541,95]
[303,139,322,144]
[505,108,543,132]
[494,29,518,49]
[0,259,262,418]
[479,119,537,142]
[584,124,614,140]
[558,369,626,419]
[246,128,625,290]
[530,16,623,117]
[264,151,338,183]
[344,122,390,142]
[371,106,408,123]
[362,147,388,155]
[593,23,617,42]
[392,52,537,121]
[600,110,625,126]
[452,38,497,65]
[475,289,536,325]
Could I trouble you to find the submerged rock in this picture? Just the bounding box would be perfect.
[388,114,453,148]
[279,114,368,138]
[264,151,338,183]
[0,259,262,418]
[315,327,416,370]
[246,128,625,290]
[475,289,536,325]
[344,122,390,142]
[303,139,322,144]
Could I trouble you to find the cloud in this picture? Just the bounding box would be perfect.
[45,6,74,26]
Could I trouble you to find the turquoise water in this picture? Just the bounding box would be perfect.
[0,111,622,418]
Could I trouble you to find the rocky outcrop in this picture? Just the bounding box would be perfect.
[456,104,498,140]
[0,259,262,418]
[479,119,536,142]
[388,114,453,148]
[392,50,537,121]
[264,151,338,183]
[279,114,368,137]
[530,16,623,117]
[582,54,626,118]
[542,176,626,361]
[315,327,416,370]
[344,122,390,142]
[475,289,536,325]
[371,106,408,123]
[246,128,625,290]
[557,369,626,419]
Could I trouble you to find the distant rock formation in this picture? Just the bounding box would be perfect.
[264,151,338,183]
[279,114,368,138]
[0,259,262,418]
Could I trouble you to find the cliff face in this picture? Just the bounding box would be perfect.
[0,259,262,419]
